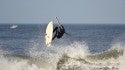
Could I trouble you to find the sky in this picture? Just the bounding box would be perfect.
[0,0,125,24]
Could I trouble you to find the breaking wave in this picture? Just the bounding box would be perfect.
[0,41,125,70]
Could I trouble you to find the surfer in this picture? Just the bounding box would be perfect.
[52,25,65,40]
[52,17,70,41]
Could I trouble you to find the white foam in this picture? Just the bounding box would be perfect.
[119,49,125,70]
[0,57,41,70]
[0,56,56,70]
[64,41,89,59]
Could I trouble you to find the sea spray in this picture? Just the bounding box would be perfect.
[63,41,89,59]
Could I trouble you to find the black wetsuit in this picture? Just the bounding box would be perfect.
[52,25,65,40]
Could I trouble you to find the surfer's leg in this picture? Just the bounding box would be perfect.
[52,35,56,40]
[52,30,58,40]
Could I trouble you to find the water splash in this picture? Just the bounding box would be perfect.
[0,41,125,70]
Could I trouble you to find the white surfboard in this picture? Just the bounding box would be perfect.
[45,21,53,47]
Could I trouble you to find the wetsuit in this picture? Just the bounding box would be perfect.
[52,25,65,40]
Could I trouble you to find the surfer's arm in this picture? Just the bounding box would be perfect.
[59,25,65,30]
[65,32,71,36]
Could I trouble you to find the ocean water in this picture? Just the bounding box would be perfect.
[0,24,125,70]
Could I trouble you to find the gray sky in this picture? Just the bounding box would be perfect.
[0,0,125,24]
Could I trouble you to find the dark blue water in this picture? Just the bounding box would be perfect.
[66,24,125,53]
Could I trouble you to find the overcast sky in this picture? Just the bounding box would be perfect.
[0,0,125,24]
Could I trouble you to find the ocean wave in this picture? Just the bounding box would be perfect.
[56,42,125,70]
[0,41,125,70]
[87,47,124,60]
